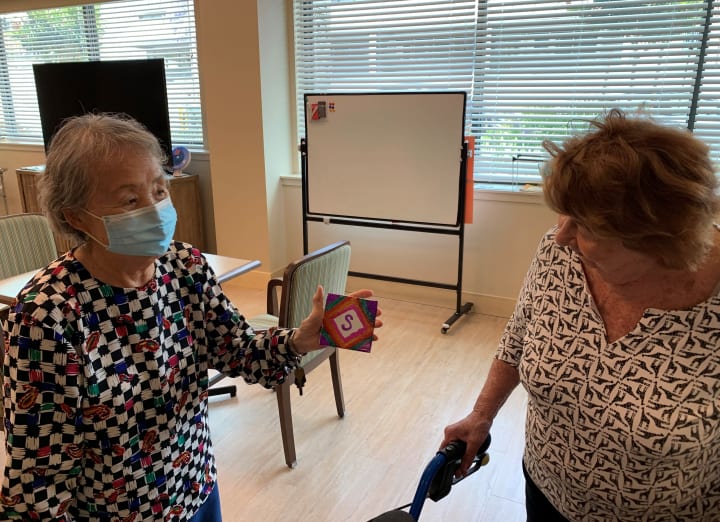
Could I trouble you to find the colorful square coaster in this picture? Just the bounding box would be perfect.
[319,293,377,353]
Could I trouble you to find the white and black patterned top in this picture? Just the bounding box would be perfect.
[498,229,720,521]
[1,242,299,521]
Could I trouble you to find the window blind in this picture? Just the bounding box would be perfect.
[473,0,715,183]
[294,0,720,185]
[293,0,477,144]
[0,0,203,149]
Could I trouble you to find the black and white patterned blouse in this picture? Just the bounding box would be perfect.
[1,242,299,521]
[498,229,720,520]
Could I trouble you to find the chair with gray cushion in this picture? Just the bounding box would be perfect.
[0,213,58,279]
[0,212,59,322]
[249,240,351,468]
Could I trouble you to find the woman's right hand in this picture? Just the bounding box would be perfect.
[440,411,492,477]
[290,286,383,355]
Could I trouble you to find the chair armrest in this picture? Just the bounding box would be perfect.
[266,278,283,315]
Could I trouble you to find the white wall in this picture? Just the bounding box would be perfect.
[194,0,271,278]
[281,178,557,317]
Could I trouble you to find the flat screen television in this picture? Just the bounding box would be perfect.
[33,58,173,168]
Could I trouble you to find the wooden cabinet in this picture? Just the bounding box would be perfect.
[163,173,206,251]
[16,166,205,254]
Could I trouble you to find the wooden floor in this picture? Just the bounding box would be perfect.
[1,281,529,521]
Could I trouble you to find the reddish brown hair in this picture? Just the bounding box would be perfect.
[543,109,719,270]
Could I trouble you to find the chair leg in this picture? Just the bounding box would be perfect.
[207,385,237,397]
[329,349,345,418]
[207,372,237,397]
[276,379,297,468]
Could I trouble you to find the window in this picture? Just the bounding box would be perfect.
[0,0,203,149]
[294,0,720,185]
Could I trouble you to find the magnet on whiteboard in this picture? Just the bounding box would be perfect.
[323,217,330,224]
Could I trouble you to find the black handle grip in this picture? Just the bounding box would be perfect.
[429,434,491,502]
[438,434,491,461]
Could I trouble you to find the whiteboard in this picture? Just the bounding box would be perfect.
[304,92,466,226]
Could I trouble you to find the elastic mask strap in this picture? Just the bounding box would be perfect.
[80,208,110,248]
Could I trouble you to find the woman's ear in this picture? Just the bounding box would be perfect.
[63,208,86,233]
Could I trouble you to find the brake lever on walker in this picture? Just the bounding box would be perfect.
[428,434,491,502]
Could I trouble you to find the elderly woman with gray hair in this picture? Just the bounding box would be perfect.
[0,113,380,521]
[442,109,720,521]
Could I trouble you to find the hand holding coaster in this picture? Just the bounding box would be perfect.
[319,293,378,353]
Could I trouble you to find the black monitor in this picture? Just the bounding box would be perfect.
[33,58,173,168]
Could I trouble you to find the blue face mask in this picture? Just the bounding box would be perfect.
[83,198,177,256]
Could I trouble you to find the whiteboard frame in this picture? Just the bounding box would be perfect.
[302,92,467,227]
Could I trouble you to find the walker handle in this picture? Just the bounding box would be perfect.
[428,434,491,501]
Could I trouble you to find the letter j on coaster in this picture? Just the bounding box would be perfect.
[319,293,377,352]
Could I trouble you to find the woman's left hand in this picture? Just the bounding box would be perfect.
[291,286,383,354]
